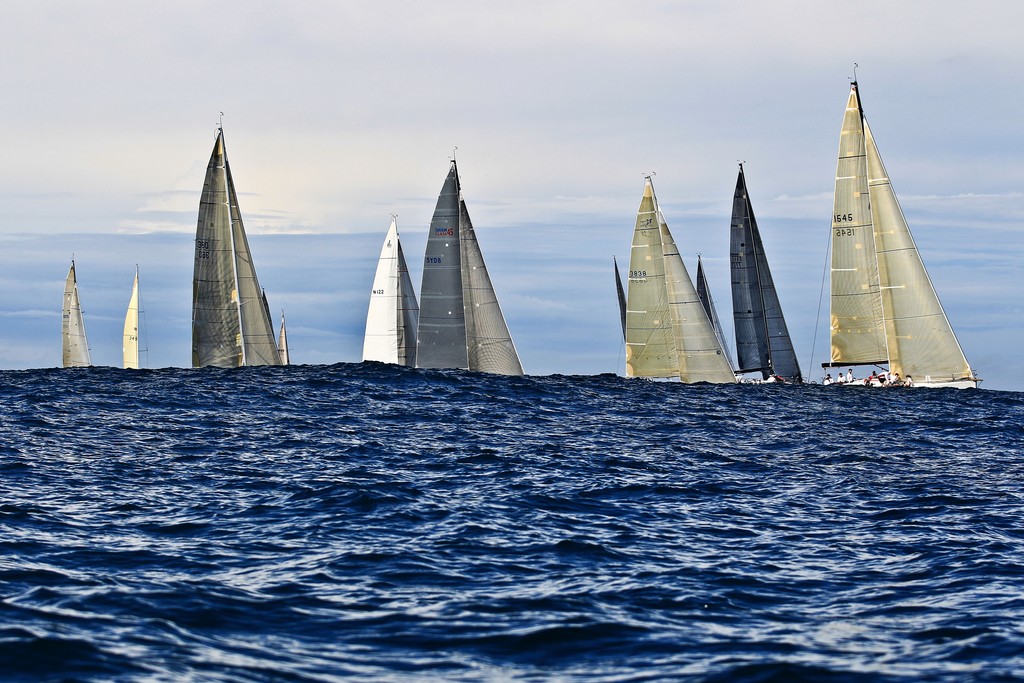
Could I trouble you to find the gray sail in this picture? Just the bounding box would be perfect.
[696,256,735,372]
[729,165,801,382]
[192,128,281,368]
[614,256,627,342]
[62,260,91,368]
[417,160,522,375]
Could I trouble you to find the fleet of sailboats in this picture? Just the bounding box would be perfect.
[416,159,523,376]
[824,82,978,388]
[620,176,735,383]
[50,91,981,386]
[62,259,91,368]
[363,217,419,366]
[191,126,282,368]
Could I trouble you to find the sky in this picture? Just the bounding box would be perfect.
[1,1,1021,391]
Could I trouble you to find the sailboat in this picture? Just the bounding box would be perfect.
[123,267,141,369]
[62,259,91,368]
[363,216,419,366]
[825,81,978,388]
[695,255,736,373]
[416,159,523,375]
[729,164,802,383]
[191,125,282,368]
[278,310,290,365]
[623,176,735,383]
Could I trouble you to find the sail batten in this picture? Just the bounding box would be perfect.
[191,128,281,368]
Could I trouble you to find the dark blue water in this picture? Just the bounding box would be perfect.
[2,365,1023,682]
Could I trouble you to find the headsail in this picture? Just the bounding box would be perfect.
[417,160,523,375]
[826,82,977,388]
[123,267,140,369]
[191,127,281,367]
[363,217,419,366]
[696,256,735,373]
[729,165,801,382]
[62,260,91,368]
[625,177,735,383]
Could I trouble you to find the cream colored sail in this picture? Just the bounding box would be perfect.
[829,84,887,366]
[62,260,91,368]
[864,119,975,386]
[123,268,140,369]
[625,178,735,383]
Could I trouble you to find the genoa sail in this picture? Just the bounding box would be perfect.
[624,177,735,383]
[827,82,977,388]
[123,267,140,369]
[62,260,91,368]
[191,127,281,368]
[363,217,419,366]
[696,255,735,373]
[417,160,523,375]
[729,164,802,382]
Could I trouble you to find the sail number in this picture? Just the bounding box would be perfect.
[372,289,384,294]
[425,257,443,264]
[834,214,857,237]
[196,238,211,259]
[835,227,857,237]
[629,270,647,279]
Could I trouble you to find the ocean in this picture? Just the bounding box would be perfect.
[2,364,1023,682]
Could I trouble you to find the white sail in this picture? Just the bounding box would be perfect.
[191,127,281,367]
[625,178,735,383]
[828,82,977,388]
[62,260,91,368]
[363,217,419,365]
[278,311,290,366]
[123,268,140,369]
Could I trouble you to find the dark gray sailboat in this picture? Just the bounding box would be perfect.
[729,164,801,382]
[191,127,281,368]
[416,159,523,375]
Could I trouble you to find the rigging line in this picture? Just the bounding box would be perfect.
[807,221,832,382]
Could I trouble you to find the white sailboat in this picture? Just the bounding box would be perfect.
[62,259,91,368]
[363,216,419,366]
[278,310,290,365]
[623,177,735,383]
[825,81,979,388]
[191,125,282,368]
[123,267,140,369]
[416,159,523,375]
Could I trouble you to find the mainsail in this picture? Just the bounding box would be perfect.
[417,160,523,375]
[624,177,735,383]
[123,267,140,369]
[62,260,91,368]
[278,311,290,366]
[191,127,281,368]
[729,164,802,382]
[827,82,977,388]
[363,217,419,366]
[696,255,735,373]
